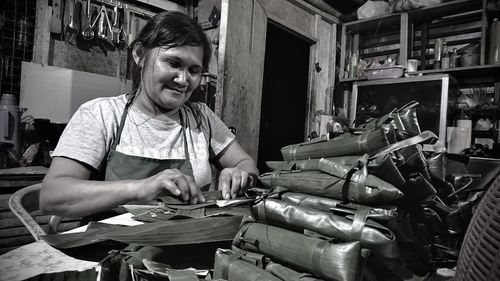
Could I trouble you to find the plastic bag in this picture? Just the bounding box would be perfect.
[357,0,391,19]
[389,0,442,12]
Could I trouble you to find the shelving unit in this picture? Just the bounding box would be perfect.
[339,0,488,83]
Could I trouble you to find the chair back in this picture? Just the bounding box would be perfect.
[454,175,500,280]
[8,183,61,240]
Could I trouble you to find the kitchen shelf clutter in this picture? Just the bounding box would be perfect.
[339,0,499,83]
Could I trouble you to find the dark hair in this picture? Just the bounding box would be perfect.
[129,11,211,92]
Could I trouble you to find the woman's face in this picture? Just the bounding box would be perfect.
[138,45,204,112]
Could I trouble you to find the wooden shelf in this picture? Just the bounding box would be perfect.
[409,64,500,80]
[343,0,481,33]
[409,0,482,23]
[344,14,401,33]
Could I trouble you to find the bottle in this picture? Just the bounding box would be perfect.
[489,18,500,64]
[441,42,450,69]
[450,48,458,68]
[351,51,358,78]
[434,38,443,69]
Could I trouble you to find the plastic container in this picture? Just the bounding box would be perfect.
[0,94,25,155]
[364,65,405,80]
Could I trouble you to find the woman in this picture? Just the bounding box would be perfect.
[41,11,258,218]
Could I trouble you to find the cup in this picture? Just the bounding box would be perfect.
[407,59,419,72]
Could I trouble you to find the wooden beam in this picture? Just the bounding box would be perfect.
[286,0,340,24]
[400,13,409,67]
[339,25,347,80]
[306,14,321,139]
[33,0,50,65]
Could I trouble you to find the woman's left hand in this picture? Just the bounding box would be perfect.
[218,167,256,199]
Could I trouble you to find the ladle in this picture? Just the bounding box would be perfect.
[81,0,94,40]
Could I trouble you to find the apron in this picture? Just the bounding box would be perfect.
[104,96,194,181]
[86,96,194,222]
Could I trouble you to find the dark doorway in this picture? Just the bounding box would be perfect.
[257,22,311,173]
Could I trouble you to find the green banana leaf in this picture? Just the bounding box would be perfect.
[281,128,389,161]
[251,198,399,258]
[101,215,243,246]
[234,222,362,281]
[266,154,405,187]
[213,248,282,281]
[280,192,397,222]
[259,170,403,205]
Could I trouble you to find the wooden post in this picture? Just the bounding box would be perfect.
[33,0,50,65]
[420,22,428,70]
[400,13,409,68]
[480,0,487,65]
[339,24,347,81]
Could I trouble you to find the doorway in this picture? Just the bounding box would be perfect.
[257,22,311,173]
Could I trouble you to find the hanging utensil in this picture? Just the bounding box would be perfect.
[65,0,79,42]
[91,5,113,41]
[81,0,94,40]
[111,3,119,43]
[97,8,106,39]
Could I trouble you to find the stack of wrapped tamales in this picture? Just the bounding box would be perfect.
[214,102,481,281]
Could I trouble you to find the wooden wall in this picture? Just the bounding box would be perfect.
[216,0,339,161]
[33,0,182,78]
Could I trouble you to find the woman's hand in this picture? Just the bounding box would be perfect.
[139,169,205,204]
[218,167,256,199]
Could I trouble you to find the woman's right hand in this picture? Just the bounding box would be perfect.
[137,169,205,204]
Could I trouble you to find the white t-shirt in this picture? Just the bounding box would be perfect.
[52,94,235,187]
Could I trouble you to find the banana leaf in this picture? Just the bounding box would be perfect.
[251,199,399,258]
[234,222,362,281]
[265,261,323,281]
[371,130,437,159]
[397,144,431,180]
[101,215,243,246]
[398,101,421,136]
[259,169,403,205]
[360,109,406,131]
[266,154,405,187]
[280,192,398,222]
[281,128,389,161]
[213,248,282,281]
[426,152,446,181]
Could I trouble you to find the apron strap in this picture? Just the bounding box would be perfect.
[109,96,190,162]
[108,95,135,159]
[179,108,190,161]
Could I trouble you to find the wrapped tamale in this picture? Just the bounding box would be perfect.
[280,192,398,222]
[281,128,390,160]
[360,109,406,132]
[360,101,421,137]
[251,198,399,258]
[265,261,323,281]
[259,165,403,205]
[213,248,282,281]
[426,152,446,181]
[371,130,437,158]
[398,101,421,136]
[234,222,362,281]
[266,154,405,187]
[398,145,431,180]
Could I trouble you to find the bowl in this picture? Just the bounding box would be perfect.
[364,65,405,80]
[460,54,479,67]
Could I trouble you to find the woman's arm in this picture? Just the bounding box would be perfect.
[41,157,204,218]
[213,140,259,199]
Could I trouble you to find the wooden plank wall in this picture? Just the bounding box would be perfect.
[33,0,156,79]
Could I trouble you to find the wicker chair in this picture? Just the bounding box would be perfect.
[454,175,500,280]
[8,183,62,240]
